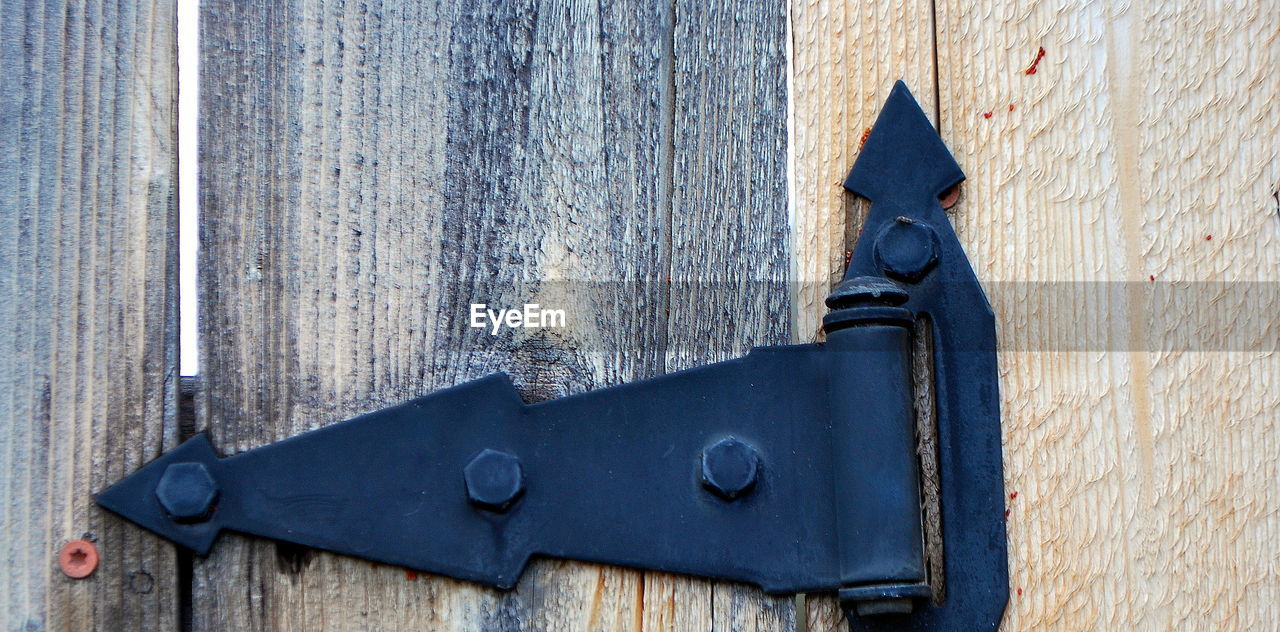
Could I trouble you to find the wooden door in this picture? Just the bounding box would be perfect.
[3,1,1277,630]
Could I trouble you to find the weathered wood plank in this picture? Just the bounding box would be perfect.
[787,1,937,625]
[666,0,795,629]
[197,0,790,630]
[932,1,1280,629]
[0,0,179,630]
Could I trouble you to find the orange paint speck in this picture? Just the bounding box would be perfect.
[1017,587,1024,596]
[1024,46,1046,75]
[982,111,993,119]
[858,127,872,150]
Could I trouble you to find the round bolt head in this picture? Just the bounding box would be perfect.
[155,462,219,523]
[874,217,940,283]
[464,449,525,512]
[701,438,760,501]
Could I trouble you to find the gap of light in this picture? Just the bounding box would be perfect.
[178,0,199,376]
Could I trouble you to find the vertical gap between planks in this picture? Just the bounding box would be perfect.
[657,0,678,374]
[178,375,198,631]
[177,0,200,627]
[784,0,808,625]
[929,0,942,132]
[178,0,200,377]
[926,0,947,606]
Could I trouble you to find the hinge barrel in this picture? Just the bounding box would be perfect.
[828,323,925,589]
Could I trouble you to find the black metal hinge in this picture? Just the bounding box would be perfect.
[99,82,1008,631]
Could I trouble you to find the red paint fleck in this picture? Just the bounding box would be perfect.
[1004,509,1011,519]
[1017,587,1023,596]
[406,570,418,581]
[1205,235,1213,241]
[1009,104,1016,111]
[1024,46,1046,75]
[982,111,993,119]
[858,126,872,150]
[845,250,853,266]
[1149,275,1156,282]
[370,562,379,569]
[1010,491,1018,500]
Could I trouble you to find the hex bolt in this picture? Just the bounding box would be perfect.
[464,449,526,512]
[701,438,760,501]
[155,462,220,523]
[873,216,940,283]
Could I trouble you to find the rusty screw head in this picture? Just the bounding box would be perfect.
[701,438,760,501]
[59,539,99,579]
[464,449,525,512]
[155,462,219,523]
[874,216,940,283]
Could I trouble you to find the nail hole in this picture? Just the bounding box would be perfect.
[938,184,962,210]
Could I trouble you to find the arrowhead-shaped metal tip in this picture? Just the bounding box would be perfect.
[843,81,964,206]
[96,434,223,554]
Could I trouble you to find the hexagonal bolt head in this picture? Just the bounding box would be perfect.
[464,449,526,512]
[155,462,219,523]
[701,438,760,501]
[873,217,940,283]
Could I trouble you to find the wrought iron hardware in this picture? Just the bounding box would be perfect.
[99,82,1007,631]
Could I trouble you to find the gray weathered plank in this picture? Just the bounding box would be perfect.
[0,0,179,630]
[666,0,796,629]
[197,0,792,629]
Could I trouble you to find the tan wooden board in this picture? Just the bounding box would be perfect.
[935,1,1279,628]
[0,0,180,630]
[800,2,1280,630]
[789,0,939,343]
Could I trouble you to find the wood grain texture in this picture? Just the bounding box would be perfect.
[793,2,1280,629]
[933,0,1280,629]
[788,0,937,342]
[0,0,179,630]
[667,0,795,629]
[197,0,790,630]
